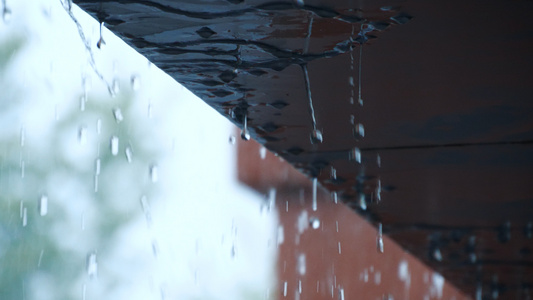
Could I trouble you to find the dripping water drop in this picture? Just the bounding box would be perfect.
[241,113,250,141]
[377,223,384,253]
[310,217,320,229]
[150,164,158,182]
[131,75,141,91]
[359,193,367,210]
[110,135,119,155]
[96,22,105,49]
[78,126,88,145]
[228,135,236,145]
[86,251,98,278]
[125,146,133,163]
[38,195,48,216]
[312,177,318,211]
[112,107,123,123]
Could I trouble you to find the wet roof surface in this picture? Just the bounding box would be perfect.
[74,0,533,297]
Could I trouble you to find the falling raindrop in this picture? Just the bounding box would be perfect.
[377,154,381,167]
[350,147,361,163]
[96,22,105,49]
[20,160,25,178]
[78,126,88,145]
[110,135,119,155]
[22,207,27,227]
[228,135,236,145]
[80,95,86,111]
[259,146,267,159]
[37,249,44,268]
[20,126,25,147]
[130,75,141,91]
[150,164,158,182]
[95,158,101,175]
[38,195,48,216]
[2,6,12,23]
[112,107,124,123]
[359,193,367,210]
[310,217,320,229]
[312,177,318,211]
[376,179,382,202]
[147,102,153,118]
[111,78,120,96]
[332,191,338,204]
[377,223,384,253]
[330,167,337,180]
[140,195,152,226]
[433,248,443,262]
[96,119,101,135]
[353,123,365,139]
[338,242,342,254]
[339,287,345,300]
[86,251,98,279]
[241,112,250,141]
[125,146,133,163]
[297,253,306,275]
[283,281,288,297]
[231,243,237,259]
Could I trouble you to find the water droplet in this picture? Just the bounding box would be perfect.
[96,119,102,135]
[433,248,443,262]
[359,193,367,210]
[331,191,338,204]
[130,75,141,91]
[96,22,105,49]
[310,217,320,229]
[22,207,27,227]
[111,78,120,96]
[147,102,153,118]
[377,223,384,253]
[310,129,323,144]
[2,7,12,24]
[20,126,25,147]
[296,253,306,275]
[312,177,318,211]
[149,164,158,182]
[338,241,342,254]
[125,146,133,163]
[80,95,86,111]
[350,147,361,163]
[112,107,123,123]
[353,123,365,139]
[78,126,88,145]
[95,158,101,175]
[283,281,288,297]
[38,195,48,216]
[241,113,250,141]
[259,146,267,159]
[140,195,152,226]
[377,154,381,167]
[37,249,44,268]
[228,135,236,145]
[20,160,25,178]
[376,179,382,202]
[86,251,98,278]
[230,243,237,259]
[110,136,119,155]
[339,287,345,300]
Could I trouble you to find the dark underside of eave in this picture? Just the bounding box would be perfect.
[74,0,533,298]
